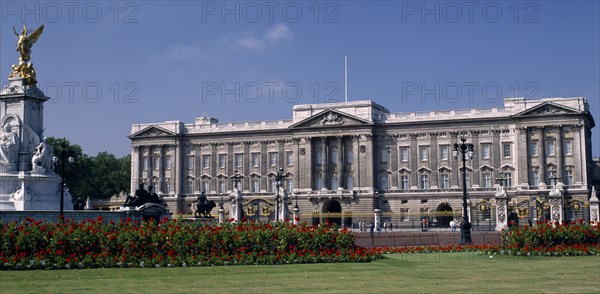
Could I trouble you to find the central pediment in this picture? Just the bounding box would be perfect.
[288,109,373,129]
[130,125,175,138]
[512,102,580,118]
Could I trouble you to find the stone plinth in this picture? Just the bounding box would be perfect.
[494,189,509,231]
[0,170,67,211]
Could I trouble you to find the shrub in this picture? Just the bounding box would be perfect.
[0,217,382,270]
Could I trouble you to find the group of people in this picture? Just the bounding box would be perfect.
[449,219,461,232]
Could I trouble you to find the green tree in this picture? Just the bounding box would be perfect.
[45,137,92,200]
[46,137,130,200]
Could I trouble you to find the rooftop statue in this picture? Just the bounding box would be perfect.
[9,24,44,85]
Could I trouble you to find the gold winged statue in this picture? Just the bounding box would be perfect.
[9,24,44,85]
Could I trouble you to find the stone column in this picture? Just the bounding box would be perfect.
[449,131,459,187]
[260,141,268,190]
[243,142,251,191]
[470,131,480,187]
[538,127,547,186]
[303,137,313,189]
[337,136,343,189]
[555,126,564,181]
[409,133,418,189]
[352,136,360,189]
[495,188,509,231]
[390,135,399,188]
[588,187,599,224]
[226,142,234,191]
[130,146,141,195]
[571,125,583,185]
[491,129,501,171]
[516,127,529,188]
[429,132,438,187]
[210,143,218,192]
[321,137,328,189]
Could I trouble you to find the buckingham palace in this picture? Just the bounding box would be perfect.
[129,97,596,228]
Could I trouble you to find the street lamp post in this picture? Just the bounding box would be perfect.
[274,168,287,222]
[453,135,474,244]
[52,146,74,221]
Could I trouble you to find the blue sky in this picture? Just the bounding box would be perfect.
[1,1,598,157]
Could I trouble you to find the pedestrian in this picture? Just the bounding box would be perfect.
[450,219,456,232]
[369,221,374,237]
[376,223,381,236]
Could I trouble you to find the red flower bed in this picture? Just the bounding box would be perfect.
[0,217,382,270]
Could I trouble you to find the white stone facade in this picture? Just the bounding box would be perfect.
[130,97,595,228]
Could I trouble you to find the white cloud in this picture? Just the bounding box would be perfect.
[265,23,293,43]
[165,44,205,60]
[238,36,266,50]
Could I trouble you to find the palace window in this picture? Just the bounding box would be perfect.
[218,154,226,168]
[419,146,429,162]
[165,156,171,170]
[546,140,556,156]
[287,179,293,192]
[286,151,293,165]
[251,153,260,167]
[153,157,159,170]
[202,155,211,169]
[218,180,225,194]
[529,169,539,187]
[565,169,574,185]
[380,148,389,165]
[400,147,409,162]
[400,175,409,190]
[440,173,449,189]
[529,141,538,156]
[482,171,492,188]
[563,139,573,156]
[269,179,276,192]
[502,143,511,158]
[420,174,429,189]
[202,180,209,193]
[481,144,491,159]
[251,178,259,193]
[269,152,278,167]
[504,171,513,187]
[379,175,388,190]
[235,153,243,168]
[142,157,148,171]
[440,145,449,161]
[187,156,194,170]
[163,179,170,194]
[187,179,193,194]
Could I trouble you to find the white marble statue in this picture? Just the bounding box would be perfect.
[0,124,19,164]
[32,137,53,172]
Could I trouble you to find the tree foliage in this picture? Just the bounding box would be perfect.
[46,137,130,200]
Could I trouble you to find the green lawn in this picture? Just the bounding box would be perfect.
[1,254,598,293]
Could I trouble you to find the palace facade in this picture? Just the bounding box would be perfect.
[129,97,596,228]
